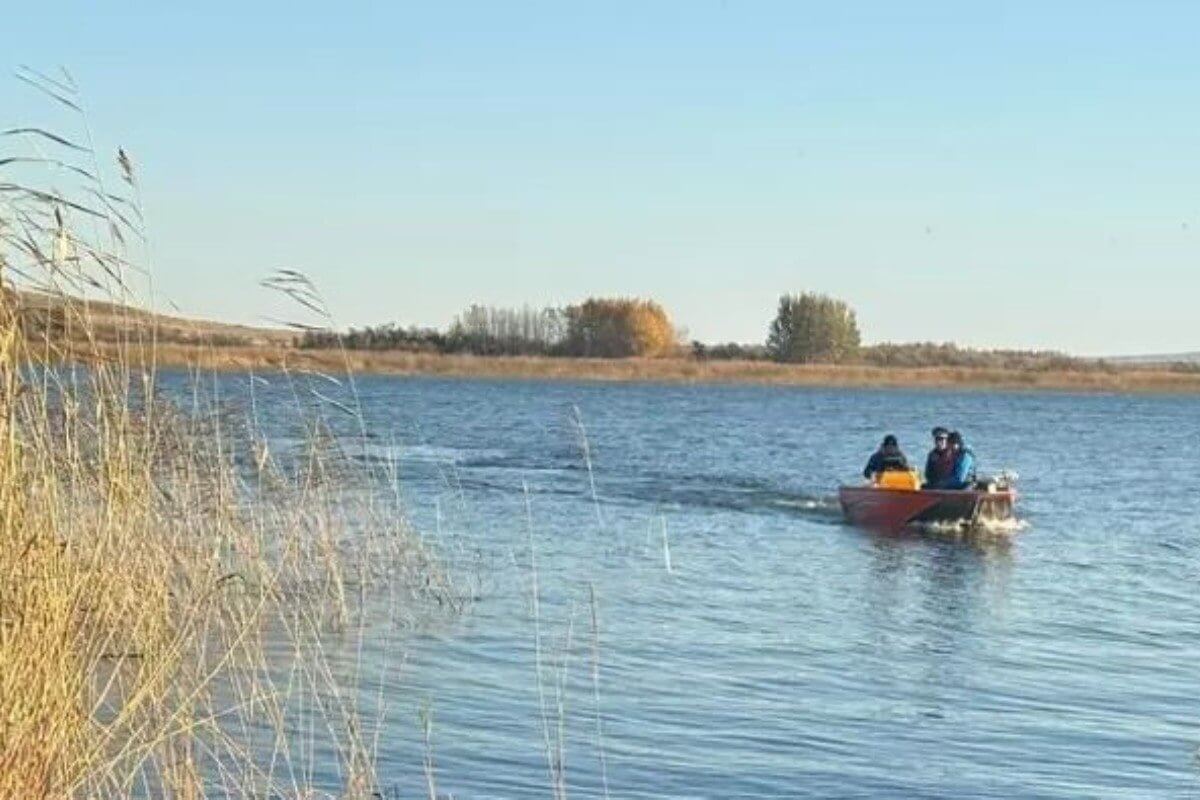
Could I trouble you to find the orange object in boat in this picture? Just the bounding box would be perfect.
[875,469,922,491]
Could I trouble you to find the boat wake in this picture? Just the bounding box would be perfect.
[773,494,844,518]
[913,515,1029,541]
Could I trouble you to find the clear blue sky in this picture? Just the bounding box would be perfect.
[4,2,1197,355]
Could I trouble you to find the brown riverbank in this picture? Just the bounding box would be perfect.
[97,341,1200,394]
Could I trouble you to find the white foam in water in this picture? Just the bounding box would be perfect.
[915,515,1029,540]
[776,498,821,510]
[775,495,842,513]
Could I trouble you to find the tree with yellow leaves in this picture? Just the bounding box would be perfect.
[563,298,677,357]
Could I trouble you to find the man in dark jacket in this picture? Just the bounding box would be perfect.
[863,434,909,479]
[924,426,956,488]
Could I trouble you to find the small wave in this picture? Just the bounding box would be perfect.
[348,442,506,465]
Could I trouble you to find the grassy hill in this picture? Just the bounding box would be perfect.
[16,291,296,349]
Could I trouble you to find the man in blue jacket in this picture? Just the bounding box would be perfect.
[944,430,977,490]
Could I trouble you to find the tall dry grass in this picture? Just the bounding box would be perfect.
[117,345,1200,394]
[0,68,455,798]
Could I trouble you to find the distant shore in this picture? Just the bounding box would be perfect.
[24,292,1200,393]
[103,342,1200,394]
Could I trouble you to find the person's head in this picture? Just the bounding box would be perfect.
[881,434,899,453]
[947,431,963,450]
[931,426,949,451]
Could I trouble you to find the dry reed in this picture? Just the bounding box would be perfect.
[87,344,1200,394]
[0,69,455,798]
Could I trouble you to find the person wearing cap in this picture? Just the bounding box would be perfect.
[944,430,977,490]
[862,434,909,480]
[923,426,956,488]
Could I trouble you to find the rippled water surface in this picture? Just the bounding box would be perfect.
[218,376,1200,798]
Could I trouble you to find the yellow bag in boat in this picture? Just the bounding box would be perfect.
[875,469,922,491]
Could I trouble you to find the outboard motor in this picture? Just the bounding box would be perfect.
[978,470,1019,493]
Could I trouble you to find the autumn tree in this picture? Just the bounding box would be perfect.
[562,298,676,358]
[766,292,860,363]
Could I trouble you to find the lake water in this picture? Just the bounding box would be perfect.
[218,375,1200,798]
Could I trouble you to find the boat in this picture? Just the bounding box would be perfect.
[838,470,1017,532]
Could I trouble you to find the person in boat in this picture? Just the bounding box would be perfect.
[862,434,909,480]
[923,426,956,488]
[943,430,977,490]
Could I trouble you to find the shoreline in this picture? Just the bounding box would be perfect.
[95,342,1200,394]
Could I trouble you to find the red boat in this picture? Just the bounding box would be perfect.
[838,483,1017,532]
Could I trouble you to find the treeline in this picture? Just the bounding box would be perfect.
[300,298,677,358]
[299,324,448,353]
[696,292,1115,372]
[688,338,1112,371]
[300,289,1177,372]
[297,305,566,355]
[859,342,1110,372]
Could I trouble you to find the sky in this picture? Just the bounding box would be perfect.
[2,1,1197,355]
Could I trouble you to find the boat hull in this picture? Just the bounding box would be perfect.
[838,485,1016,532]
